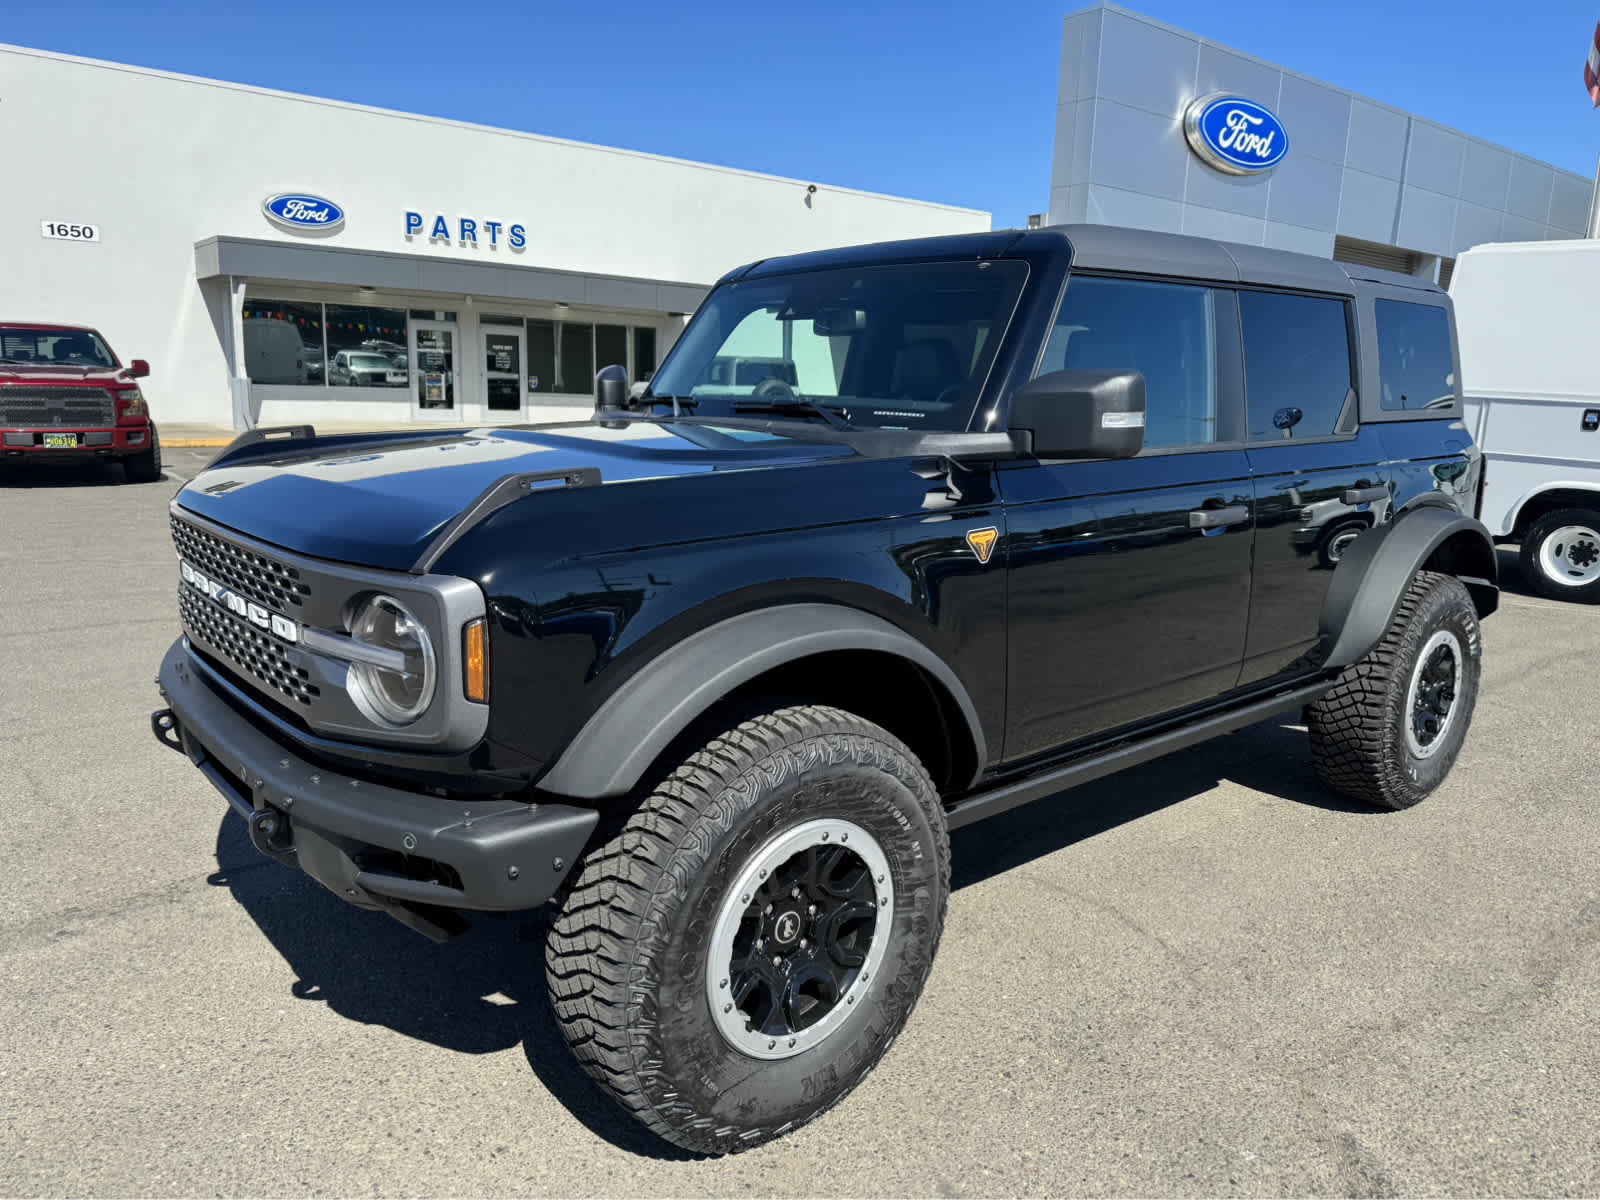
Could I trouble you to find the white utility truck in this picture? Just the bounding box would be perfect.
[1452,238,1600,600]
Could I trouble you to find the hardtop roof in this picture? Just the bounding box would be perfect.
[725,223,1445,297]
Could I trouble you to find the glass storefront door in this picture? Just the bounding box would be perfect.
[481,326,526,418]
[409,321,458,419]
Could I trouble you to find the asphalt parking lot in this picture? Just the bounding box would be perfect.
[3,446,1597,1197]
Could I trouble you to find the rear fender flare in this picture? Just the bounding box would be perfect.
[1320,507,1498,670]
[536,604,987,799]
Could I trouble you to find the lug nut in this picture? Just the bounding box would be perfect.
[552,856,564,871]
[719,979,727,989]
[507,865,519,880]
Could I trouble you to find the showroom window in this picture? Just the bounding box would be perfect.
[1239,291,1355,440]
[526,318,662,394]
[326,304,409,389]
[1375,300,1456,412]
[242,299,325,385]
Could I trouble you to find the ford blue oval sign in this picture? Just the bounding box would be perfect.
[262,193,345,235]
[1183,95,1288,175]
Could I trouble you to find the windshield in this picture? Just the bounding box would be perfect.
[0,327,117,368]
[651,260,1028,430]
[348,354,395,370]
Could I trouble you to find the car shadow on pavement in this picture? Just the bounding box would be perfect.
[952,715,1384,891]
[211,713,1373,1160]
[210,816,704,1161]
[0,462,165,487]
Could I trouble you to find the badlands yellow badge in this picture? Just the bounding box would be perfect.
[965,526,999,565]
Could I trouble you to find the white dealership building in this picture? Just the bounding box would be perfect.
[0,44,987,430]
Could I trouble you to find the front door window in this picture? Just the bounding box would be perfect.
[482,327,525,414]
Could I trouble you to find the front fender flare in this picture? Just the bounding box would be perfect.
[1321,506,1498,670]
[536,603,987,799]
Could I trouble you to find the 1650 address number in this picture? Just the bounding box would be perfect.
[41,221,100,243]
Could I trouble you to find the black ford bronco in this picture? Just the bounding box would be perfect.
[152,225,1496,1154]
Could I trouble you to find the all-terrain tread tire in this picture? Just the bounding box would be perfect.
[545,703,949,1156]
[1519,507,1600,602]
[1307,570,1480,810]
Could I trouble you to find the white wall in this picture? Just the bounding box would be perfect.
[0,44,989,423]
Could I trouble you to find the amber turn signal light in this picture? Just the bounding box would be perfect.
[463,618,488,703]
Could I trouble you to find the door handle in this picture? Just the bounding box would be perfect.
[1343,485,1388,505]
[1188,505,1249,530]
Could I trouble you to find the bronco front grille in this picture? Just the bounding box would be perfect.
[170,516,311,610]
[0,387,115,428]
[178,586,319,707]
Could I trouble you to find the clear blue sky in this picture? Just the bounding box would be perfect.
[6,0,1599,227]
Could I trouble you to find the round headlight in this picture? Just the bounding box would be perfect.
[347,594,436,725]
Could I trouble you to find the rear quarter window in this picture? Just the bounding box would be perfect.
[1375,300,1456,413]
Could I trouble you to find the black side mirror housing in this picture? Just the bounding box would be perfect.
[1007,369,1146,460]
[594,364,629,415]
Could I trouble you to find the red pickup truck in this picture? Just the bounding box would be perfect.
[1,322,160,482]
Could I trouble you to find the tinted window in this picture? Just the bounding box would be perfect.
[242,300,324,385]
[633,327,658,380]
[651,260,1028,431]
[1039,277,1217,449]
[1376,300,1456,412]
[526,319,556,394]
[1239,291,1353,440]
[558,322,594,394]
[326,304,408,388]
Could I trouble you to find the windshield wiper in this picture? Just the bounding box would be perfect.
[731,398,851,429]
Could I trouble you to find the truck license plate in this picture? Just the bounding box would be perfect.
[42,433,78,448]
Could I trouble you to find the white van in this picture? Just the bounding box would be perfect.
[1452,238,1600,600]
[243,318,306,385]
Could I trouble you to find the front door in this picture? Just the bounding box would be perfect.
[999,273,1254,764]
[481,325,526,420]
[409,321,459,420]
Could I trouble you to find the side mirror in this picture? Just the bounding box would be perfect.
[129,359,150,378]
[1007,369,1145,460]
[594,364,629,415]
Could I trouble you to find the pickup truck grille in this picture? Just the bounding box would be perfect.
[0,387,116,428]
[170,516,311,611]
[178,586,320,707]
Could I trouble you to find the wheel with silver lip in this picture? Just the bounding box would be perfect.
[1307,570,1482,810]
[1521,508,1600,602]
[545,703,948,1155]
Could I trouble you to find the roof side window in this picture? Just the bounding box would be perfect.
[1375,300,1456,412]
[1239,291,1356,440]
[1039,276,1218,450]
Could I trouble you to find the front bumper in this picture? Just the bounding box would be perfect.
[2,425,151,456]
[153,637,596,939]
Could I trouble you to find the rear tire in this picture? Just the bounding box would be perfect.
[124,424,161,483]
[545,703,949,1155]
[1307,571,1481,810]
[1520,508,1600,601]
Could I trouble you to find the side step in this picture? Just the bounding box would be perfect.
[945,680,1332,831]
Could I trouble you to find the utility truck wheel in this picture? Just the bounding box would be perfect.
[1521,508,1600,601]
[1308,571,1481,810]
[545,704,949,1155]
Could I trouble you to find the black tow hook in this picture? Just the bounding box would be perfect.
[150,708,184,754]
[248,806,297,865]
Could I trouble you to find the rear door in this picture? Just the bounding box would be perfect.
[1237,288,1389,687]
[998,274,1254,763]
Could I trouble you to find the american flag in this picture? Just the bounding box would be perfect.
[1587,21,1600,106]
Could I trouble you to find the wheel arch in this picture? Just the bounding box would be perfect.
[535,603,987,800]
[1321,507,1498,670]
[1507,484,1600,540]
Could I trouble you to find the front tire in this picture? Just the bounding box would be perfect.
[1307,571,1481,810]
[545,704,949,1155]
[123,424,161,483]
[1520,508,1600,601]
